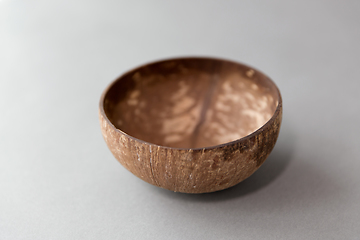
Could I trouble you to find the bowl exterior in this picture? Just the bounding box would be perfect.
[99,102,282,193]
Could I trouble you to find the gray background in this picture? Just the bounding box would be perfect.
[1,0,360,239]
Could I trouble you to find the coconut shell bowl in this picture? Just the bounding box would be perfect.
[99,57,282,193]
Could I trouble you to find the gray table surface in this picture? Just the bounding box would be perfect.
[1,0,360,239]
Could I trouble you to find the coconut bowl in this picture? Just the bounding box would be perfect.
[99,57,282,193]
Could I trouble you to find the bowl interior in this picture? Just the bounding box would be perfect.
[102,58,280,148]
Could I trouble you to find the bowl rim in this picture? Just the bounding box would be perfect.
[99,56,282,151]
